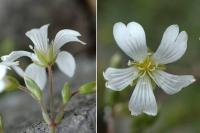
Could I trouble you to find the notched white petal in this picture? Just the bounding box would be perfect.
[153,25,188,64]
[56,51,76,77]
[113,22,148,61]
[12,66,25,78]
[151,70,195,95]
[103,67,139,91]
[25,63,47,90]
[54,29,86,51]
[25,24,49,53]
[129,75,157,116]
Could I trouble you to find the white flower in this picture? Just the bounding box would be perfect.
[0,64,7,92]
[0,61,19,92]
[103,22,195,116]
[1,24,85,90]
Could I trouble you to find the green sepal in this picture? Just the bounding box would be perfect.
[78,81,96,94]
[33,61,47,68]
[34,45,57,67]
[35,49,49,67]
[62,83,71,104]
[47,44,56,65]
[24,76,43,101]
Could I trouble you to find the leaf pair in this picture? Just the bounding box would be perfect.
[62,81,96,104]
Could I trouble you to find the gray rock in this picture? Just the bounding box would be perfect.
[20,94,96,133]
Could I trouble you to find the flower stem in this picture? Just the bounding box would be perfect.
[50,126,56,133]
[48,65,55,119]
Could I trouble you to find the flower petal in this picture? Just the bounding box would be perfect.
[0,80,5,93]
[25,63,47,90]
[151,70,195,95]
[25,24,49,53]
[12,66,25,78]
[0,64,7,80]
[152,25,188,64]
[113,22,148,61]
[103,67,139,91]
[129,75,157,116]
[1,51,34,62]
[54,29,86,51]
[56,51,76,77]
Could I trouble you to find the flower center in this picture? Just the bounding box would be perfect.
[129,55,165,76]
[136,57,155,71]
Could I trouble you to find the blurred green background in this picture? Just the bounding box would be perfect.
[98,0,200,133]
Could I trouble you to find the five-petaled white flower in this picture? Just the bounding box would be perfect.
[1,24,85,90]
[103,21,195,116]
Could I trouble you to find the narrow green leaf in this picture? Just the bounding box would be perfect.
[55,111,64,124]
[42,111,51,125]
[78,81,96,94]
[24,76,43,101]
[62,83,71,104]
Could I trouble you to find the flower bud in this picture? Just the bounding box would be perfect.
[4,76,20,91]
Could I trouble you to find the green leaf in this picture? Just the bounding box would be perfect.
[42,111,51,125]
[0,114,4,133]
[24,76,43,101]
[78,81,96,94]
[55,111,64,124]
[62,83,71,104]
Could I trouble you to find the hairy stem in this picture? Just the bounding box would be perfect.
[47,65,55,122]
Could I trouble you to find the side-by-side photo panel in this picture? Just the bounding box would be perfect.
[97,0,200,133]
[0,0,96,132]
